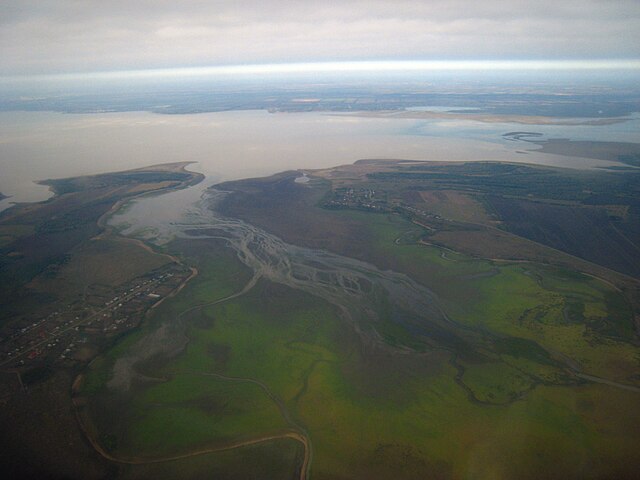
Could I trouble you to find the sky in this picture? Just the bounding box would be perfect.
[1,0,640,76]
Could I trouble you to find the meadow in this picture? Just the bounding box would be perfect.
[81,202,640,479]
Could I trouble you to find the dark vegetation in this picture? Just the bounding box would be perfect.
[526,139,640,167]
[45,171,193,195]
[221,162,640,281]
[217,161,640,338]
[487,196,640,278]
[0,164,203,480]
[368,162,640,278]
[0,369,113,480]
[218,172,374,260]
[0,166,201,323]
[369,162,640,204]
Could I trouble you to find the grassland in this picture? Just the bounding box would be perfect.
[82,186,640,479]
[83,266,640,478]
[109,161,633,479]
[120,438,303,480]
[416,190,493,225]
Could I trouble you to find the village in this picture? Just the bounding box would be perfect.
[0,263,192,376]
[323,187,389,211]
[323,186,443,226]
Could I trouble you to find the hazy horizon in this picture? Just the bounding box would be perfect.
[2,1,639,76]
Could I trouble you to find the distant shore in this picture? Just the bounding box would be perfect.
[340,109,631,126]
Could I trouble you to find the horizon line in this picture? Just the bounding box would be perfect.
[4,59,640,81]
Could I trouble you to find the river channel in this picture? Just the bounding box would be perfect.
[104,180,485,400]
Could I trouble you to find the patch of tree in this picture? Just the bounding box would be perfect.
[487,196,640,279]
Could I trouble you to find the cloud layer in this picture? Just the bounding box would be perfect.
[1,0,639,75]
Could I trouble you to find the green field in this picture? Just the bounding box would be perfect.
[120,438,303,480]
[80,204,640,479]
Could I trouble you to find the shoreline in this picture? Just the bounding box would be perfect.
[335,109,633,126]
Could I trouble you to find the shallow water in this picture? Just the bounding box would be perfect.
[1,109,636,212]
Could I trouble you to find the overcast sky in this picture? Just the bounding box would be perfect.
[1,0,639,76]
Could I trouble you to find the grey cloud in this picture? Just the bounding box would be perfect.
[1,0,639,75]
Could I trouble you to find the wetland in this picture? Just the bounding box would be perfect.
[1,85,640,479]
